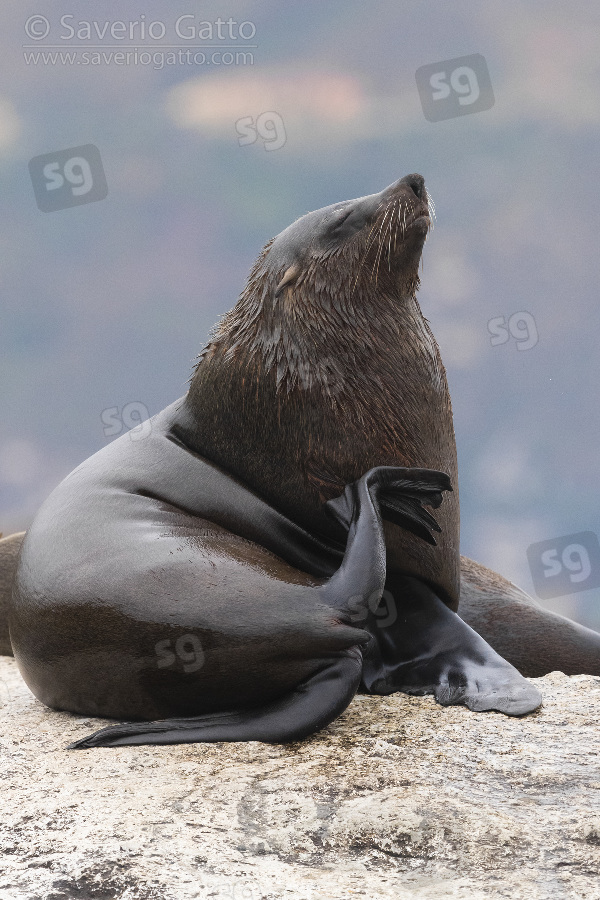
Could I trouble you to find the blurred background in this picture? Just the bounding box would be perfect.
[2,0,600,628]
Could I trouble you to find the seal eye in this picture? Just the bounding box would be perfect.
[328,206,367,243]
[329,208,353,234]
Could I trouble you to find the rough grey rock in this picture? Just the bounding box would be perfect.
[1,657,599,899]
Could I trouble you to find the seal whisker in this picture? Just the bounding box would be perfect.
[363,219,384,265]
[386,201,398,271]
[393,199,400,255]
[370,211,388,282]
[359,210,387,286]
[351,236,378,295]
[425,188,436,229]
[373,229,386,283]
[372,206,394,282]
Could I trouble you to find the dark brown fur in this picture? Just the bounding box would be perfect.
[180,182,460,607]
[459,557,600,676]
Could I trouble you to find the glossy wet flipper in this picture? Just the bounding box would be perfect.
[69,652,363,748]
[361,575,542,717]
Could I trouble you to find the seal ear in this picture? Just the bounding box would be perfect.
[274,264,300,298]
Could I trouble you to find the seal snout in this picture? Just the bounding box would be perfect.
[377,174,432,230]
[398,173,425,200]
[360,173,432,282]
[382,172,426,204]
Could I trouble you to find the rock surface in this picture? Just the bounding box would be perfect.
[1,658,599,900]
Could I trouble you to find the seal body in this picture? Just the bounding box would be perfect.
[10,401,358,722]
[11,400,456,742]
[8,174,551,747]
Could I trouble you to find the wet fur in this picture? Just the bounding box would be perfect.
[179,181,460,607]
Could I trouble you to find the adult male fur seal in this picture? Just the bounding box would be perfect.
[4,174,600,748]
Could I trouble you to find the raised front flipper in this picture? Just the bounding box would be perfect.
[325,466,451,546]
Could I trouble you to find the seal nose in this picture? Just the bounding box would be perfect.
[399,173,425,200]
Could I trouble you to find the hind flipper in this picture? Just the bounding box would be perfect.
[69,651,362,748]
[361,574,542,717]
[0,532,26,657]
[459,555,600,677]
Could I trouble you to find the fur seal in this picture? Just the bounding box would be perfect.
[4,174,599,748]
